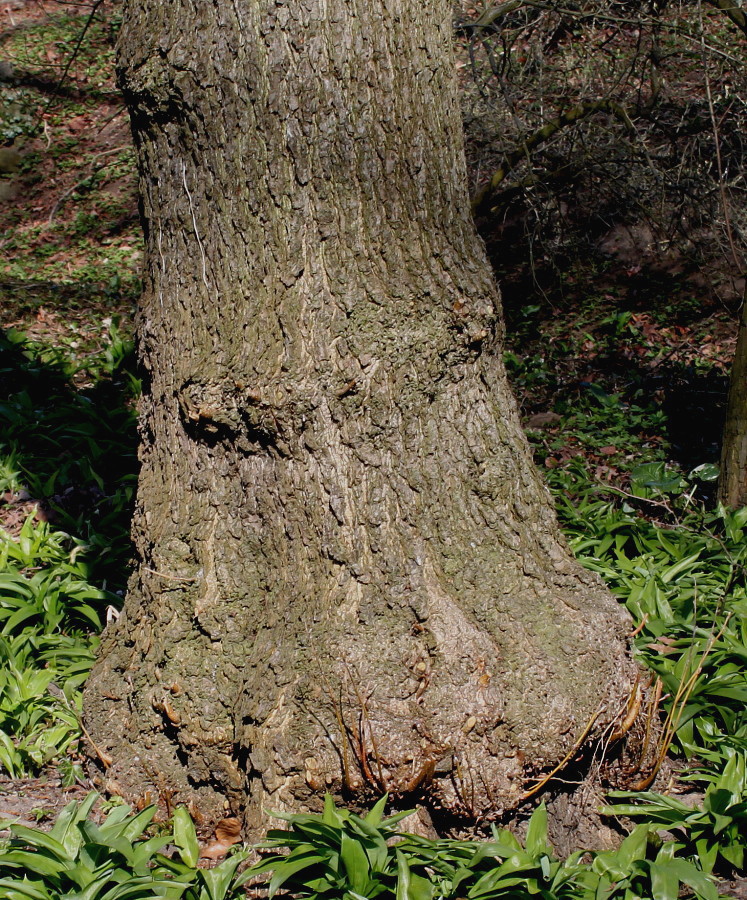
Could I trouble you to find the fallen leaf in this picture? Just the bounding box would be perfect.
[200,816,242,860]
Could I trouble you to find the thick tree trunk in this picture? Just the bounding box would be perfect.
[83,0,635,833]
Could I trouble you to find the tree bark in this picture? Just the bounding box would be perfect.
[83,0,635,833]
[720,288,747,508]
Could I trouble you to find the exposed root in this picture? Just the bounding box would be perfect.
[520,701,605,801]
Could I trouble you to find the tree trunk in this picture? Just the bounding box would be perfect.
[83,0,635,834]
[720,288,747,508]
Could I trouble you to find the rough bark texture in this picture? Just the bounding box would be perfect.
[83,0,635,834]
[720,289,747,508]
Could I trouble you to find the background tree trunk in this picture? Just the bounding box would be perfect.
[83,0,636,834]
[720,288,747,508]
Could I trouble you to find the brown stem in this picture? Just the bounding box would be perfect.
[472,100,636,217]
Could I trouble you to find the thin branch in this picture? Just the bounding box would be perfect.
[698,0,744,276]
[42,0,108,112]
[472,99,636,216]
[458,3,745,65]
[520,700,606,800]
[47,145,130,222]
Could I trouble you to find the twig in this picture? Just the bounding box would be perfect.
[520,700,605,800]
[47,145,130,223]
[632,614,731,790]
[343,661,387,790]
[633,676,662,775]
[704,0,747,39]
[41,0,107,115]
[609,674,642,742]
[628,614,650,638]
[698,0,744,278]
[46,682,112,768]
[472,99,636,216]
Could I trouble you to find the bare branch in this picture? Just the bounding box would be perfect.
[472,99,636,216]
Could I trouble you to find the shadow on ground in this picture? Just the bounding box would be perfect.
[0,326,139,594]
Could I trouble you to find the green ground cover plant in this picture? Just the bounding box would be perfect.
[249,797,721,900]
[551,463,747,765]
[1,1,745,894]
[0,326,136,777]
[0,793,251,899]
[0,324,745,896]
[0,2,141,315]
[603,751,747,874]
[0,794,727,900]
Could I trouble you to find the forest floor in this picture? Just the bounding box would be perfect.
[0,1,746,894]
[1,1,739,481]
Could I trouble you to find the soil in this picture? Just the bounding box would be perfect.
[0,770,97,830]
[1,0,139,346]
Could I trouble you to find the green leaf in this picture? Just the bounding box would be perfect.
[467,852,535,898]
[364,794,389,827]
[720,841,744,870]
[322,793,343,826]
[630,462,685,496]
[658,858,718,900]
[650,859,679,900]
[49,793,98,855]
[373,807,417,829]
[106,804,155,843]
[91,876,192,900]
[395,850,411,900]
[197,852,248,900]
[267,852,327,897]
[396,850,433,900]
[660,552,702,584]
[130,834,173,873]
[489,825,522,852]
[349,817,390,872]
[694,837,718,875]
[172,806,200,868]
[718,751,746,796]
[0,878,51,900]
[689,464,719,483]
[78,819,135,864]
[340,832,371,894]
[593,826,649,880]
[8,825,70,860]
[0,849,70,878]
[524,803,549,857]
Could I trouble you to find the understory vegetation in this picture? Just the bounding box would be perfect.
[1,0,746,897]
[1,304,745,898]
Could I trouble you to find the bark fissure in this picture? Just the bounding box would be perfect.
[83,0,636,833]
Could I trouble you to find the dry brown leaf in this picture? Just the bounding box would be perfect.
[646,641,678,655]
[216,817,242,843]
[200,816,242,860]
